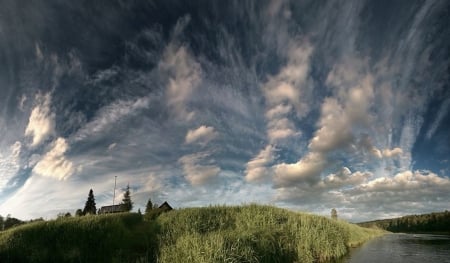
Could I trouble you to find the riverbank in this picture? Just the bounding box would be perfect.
[0,205,385,262]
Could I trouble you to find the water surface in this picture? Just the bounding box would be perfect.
[340,233,450,263]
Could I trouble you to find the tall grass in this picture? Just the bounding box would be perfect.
[0,205,385,263]
[0,213,158,263]
[156,205,385,263]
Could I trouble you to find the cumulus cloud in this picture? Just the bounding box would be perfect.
[344,171,450,215]
[185,125,218,145]
[309,98,353,153]
[245,145,275,182]
[357,134,382,159]
[274,152,327,187]
[33,137,75,180]
[274,59,377,188]
[321,168,372,189]
[179,152,221,186]
[263,43,313,142]
[25,93,55,147]
[382,147,403,158]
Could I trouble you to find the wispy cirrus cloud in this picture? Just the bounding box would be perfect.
[73,96,151,141]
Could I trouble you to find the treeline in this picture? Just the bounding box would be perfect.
[358,211,450,233]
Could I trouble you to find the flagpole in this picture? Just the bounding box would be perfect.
[113,176,117,212]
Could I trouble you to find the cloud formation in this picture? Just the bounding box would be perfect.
[245,145,274,182]
[25,93,55,147]
[33,138,75,180]
[179,152,221,186]
[185,126,218,145]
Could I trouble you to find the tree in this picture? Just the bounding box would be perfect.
[331,208,338,220]
[121,184,133,212]
[83,189,97,215]
[145,198,153,214]
[75,209,83,217]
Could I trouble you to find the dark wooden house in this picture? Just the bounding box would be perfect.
[158,201,173,211]
[98,204,126,214]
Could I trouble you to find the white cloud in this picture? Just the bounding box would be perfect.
[265,104,292,120]
[267,117,298,142]
[309,98,352,153]
[357,134,382,159]
[382,147,403,158]
[160,43,201,121]
[245,145,274,182]
[185,125,218,145]
[322,168,372,189]
[107,143,117,151]
[179,152,221,186]
[274,152,327,187]
[33,137,75,180]
[25,93,55,147]
[274,59,377,189]
[262,42,313,143]
[74,96,150,141]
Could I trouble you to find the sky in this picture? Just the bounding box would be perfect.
[0,0,449,222]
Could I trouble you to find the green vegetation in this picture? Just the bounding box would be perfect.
[358,210,450,234]
[0,205,384,263]
[82,189,97,215]
[0,213,158,262]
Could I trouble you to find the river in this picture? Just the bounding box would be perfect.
[339,233,450,263]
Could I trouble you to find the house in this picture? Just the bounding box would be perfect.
[158,201,173,211]
[98,204,126,214]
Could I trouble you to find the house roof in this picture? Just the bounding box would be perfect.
[99,204,125,213]
[159,201,173,210]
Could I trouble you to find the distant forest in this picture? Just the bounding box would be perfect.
[358,211,450,233]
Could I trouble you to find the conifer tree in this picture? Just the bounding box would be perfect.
[121,184,133,212]
[145,198,153,214]
[83,189,97,215]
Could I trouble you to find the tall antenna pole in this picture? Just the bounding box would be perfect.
[113,176,117,212]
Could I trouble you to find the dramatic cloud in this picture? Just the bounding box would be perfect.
[273,59,376,188]
[25,93,55,147]
[33,138,75,180]
[185,126,218,145]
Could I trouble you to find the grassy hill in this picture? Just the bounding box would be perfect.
[0,205,385,263]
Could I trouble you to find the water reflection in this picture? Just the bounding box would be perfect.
[335,234,450,263]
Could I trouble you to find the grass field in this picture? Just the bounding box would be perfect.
[0,205,385,263]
